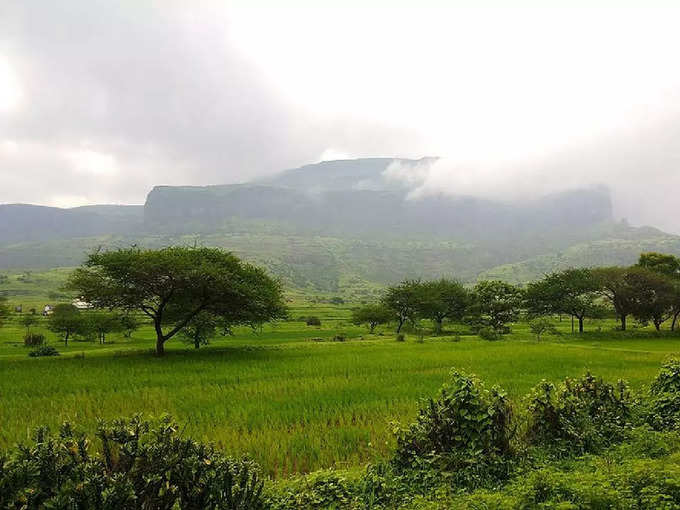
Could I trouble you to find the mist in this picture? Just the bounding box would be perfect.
[1,3,680,232]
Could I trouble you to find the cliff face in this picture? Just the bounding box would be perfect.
[143,158,614,241]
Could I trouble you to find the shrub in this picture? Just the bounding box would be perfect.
[392,370,515,489]
[332,335,346,342]
[305,316,321,326]
[478,326,500,341]
[528,318,558,341]
[266,470,356,509]
[28,345,60,357]
[0,416,265,510]
[23,332,45,346]
[526,373,633,456]
[647,359,680,431]
[395,333,405,342]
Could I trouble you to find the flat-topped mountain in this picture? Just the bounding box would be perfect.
[0,158,677,290]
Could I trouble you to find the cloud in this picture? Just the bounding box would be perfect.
[0,3,680,233]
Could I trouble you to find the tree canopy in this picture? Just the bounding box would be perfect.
[66,246,288,355]
[417,279,471,334]
[351,303,392,333]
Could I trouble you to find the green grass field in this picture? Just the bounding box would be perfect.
[2,293,679,478]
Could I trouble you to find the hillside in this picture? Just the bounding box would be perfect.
[1,158,679,290]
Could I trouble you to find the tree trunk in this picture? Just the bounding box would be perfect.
[672,311,680,331]
[396,318,405,333]
[620,314,627,332]
[64,331,69,347]
[654,320,661,331]
[369,322,376,334]
[154,319,166,355]
[435,318,443,335]
[571,315,574,334]
[578,316,584,333]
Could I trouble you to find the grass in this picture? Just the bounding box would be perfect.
[2,298,680,478]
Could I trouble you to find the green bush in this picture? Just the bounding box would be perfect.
[526,373,633,456]
[648,359,680,431]
[305,317,321,326]
[0,416,265,510]
[266,470,356,510]
[28,345,60,357]
[395,333,405,342]
[478,326,500,341]
[392,370,515,489]
[23,332,45,346]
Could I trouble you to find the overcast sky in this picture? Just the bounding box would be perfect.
[1,3,680,232]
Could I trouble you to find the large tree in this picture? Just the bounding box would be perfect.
[351,303,393,333]
[472,280,523,333]
[525,269,601,333]
[592,267,637,331]
[66,247,288,355]
[626,266,676,331]
[417,278,472,334]
[382,280,423,333]
[46,303,85,346]
[638,253,680,330]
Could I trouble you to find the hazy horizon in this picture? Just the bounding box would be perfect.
[2,4,680,232]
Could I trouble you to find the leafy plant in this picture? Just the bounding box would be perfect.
[648,359,680,431]
[28,345,59,357]
[526,373,633,456]
[392,370,515,489]
[24,332,45,346]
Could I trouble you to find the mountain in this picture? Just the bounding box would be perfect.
[1,158,679,293]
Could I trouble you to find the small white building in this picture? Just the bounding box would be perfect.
[72,299,91,310]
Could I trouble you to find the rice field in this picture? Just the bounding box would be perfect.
[1,297,679,478]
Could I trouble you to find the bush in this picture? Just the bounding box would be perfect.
[478,326,500,341]
[23,332,45,346]
[266,470,356,509]
[528,317,558,341]
[28,345,60,357]
[305,316,321,326]
[648,359,680,431]
[332,335,346,342]
[0,416,265,510]
[526,373,633,456]
[392,370,515,489]
[395,333,405,342]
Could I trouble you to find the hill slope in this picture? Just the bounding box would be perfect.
[1,158,678,291]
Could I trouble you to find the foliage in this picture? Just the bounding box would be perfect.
[351,303,392,333]
[526,373,633,455]
[626,266,677,330]
[525,268,602,333]
[305,316,321,326]
[471,280,523,334]
[417,279,471,335]
[23,332,45,347]
[382,280,423,333]
[19,313,38,335]
[648,359,680,431]
[0,416,265,510]
[119,314,141,338]
[28,345,60,357]
[46,303,85,346]
[477,326,500,341]
[392,370,515,489]
[266,470,357,510]
[178,311,218,349]
[528,318,558,341]
[66,246,288,355]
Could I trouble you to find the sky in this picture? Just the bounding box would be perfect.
[1,3,680,232]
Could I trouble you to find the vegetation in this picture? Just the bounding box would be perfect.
[351,303,392,333]
[66,247,287,355]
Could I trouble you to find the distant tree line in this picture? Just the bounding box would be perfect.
[352,252,680,336]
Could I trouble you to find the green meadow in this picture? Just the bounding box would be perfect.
[1,290,679,478]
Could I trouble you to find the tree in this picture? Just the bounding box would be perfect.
[472,280,523,333]
[66,247,288,355]
[87,311,124,344]
[626,267,676,331]
[351,303,392,333]
[592,267,637,331]
[178,311,218,349]
[638,253,680,330]
[46,303,84,346]
[119,313,140,338]
[382,280,422,333]
[20,314,38,336]
[417,278,471,335]
[525,269,601,333]
[529,317,557,341]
